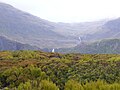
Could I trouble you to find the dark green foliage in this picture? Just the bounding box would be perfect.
[0,65,47,88]
[0,50,120,90]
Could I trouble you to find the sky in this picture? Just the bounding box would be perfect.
[0,0,120,23]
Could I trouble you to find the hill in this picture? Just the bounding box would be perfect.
[52,20,108,38]
[0,36,40,50]
[84,18,120,41]
[57,39,120,54]
[0,3,77,48]
[53,18,120,42]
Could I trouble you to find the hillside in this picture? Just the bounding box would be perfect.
[53,18,120,41]
[57,39,120,54]
[0,36,40,50]
[0,50,120,90]
[0,3,77,48]
[53,20,108,38]
[84,18,120,41]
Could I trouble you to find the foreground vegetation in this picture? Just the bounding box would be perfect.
[0,50,120,90]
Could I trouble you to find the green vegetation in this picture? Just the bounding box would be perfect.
[0,50,120,90]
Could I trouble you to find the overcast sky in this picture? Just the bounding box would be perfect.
[0,0,120,22]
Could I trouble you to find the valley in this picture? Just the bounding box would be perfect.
[0,3,120,53]
[0,2,120,90]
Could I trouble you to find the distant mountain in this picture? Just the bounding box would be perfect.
[52,18,120,42]
[52,20,108,37]
[57,39,120,54]
[0,3,77,48]
[0,2,120,50]
[83,18,120,41]
[0,36,40,50]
